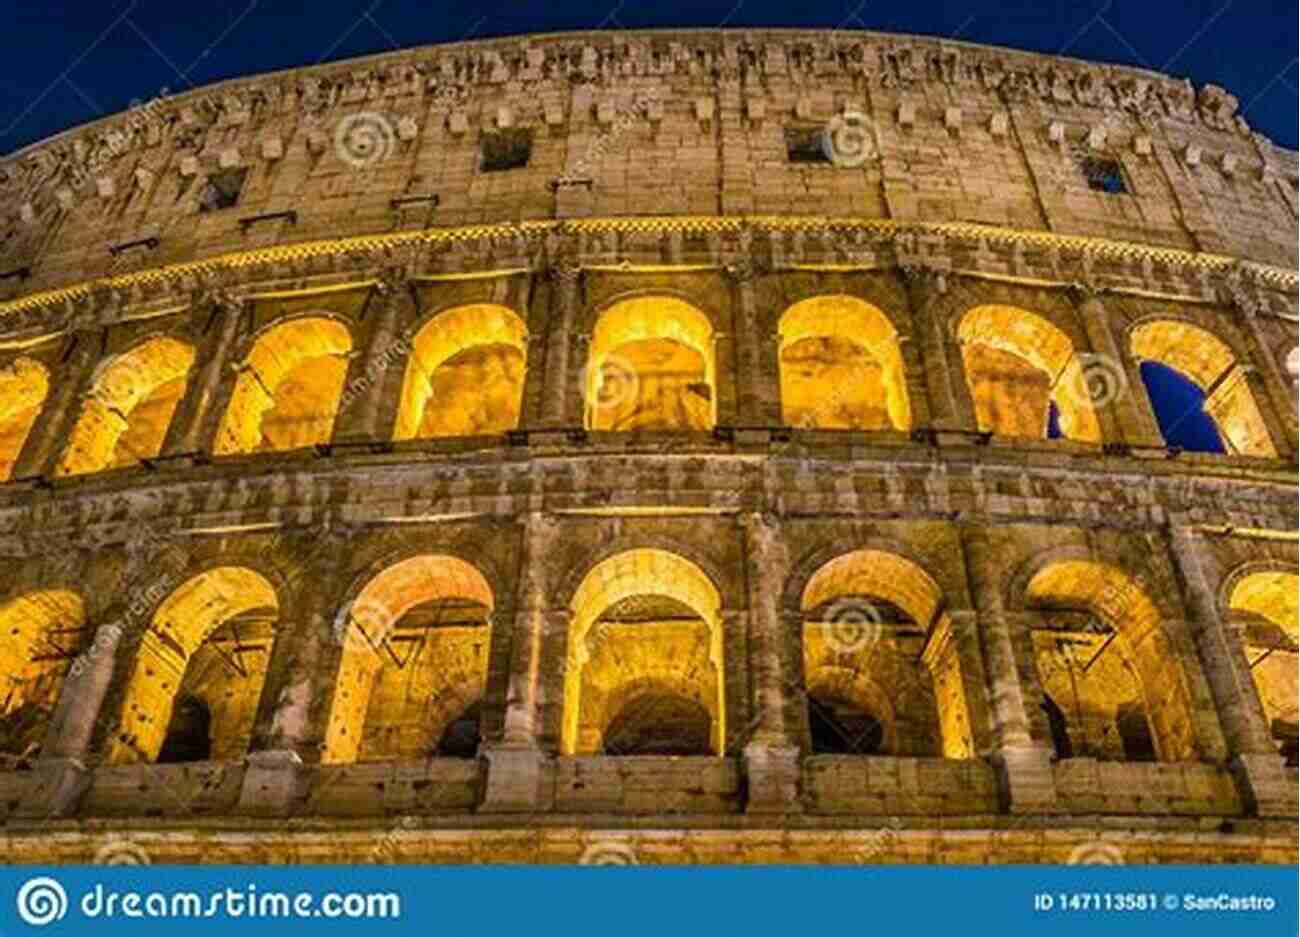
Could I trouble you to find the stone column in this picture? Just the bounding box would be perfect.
[12,330,98,478]
[1067,286,1165,450]
[1230,289,1298,452]
[919,610,994,758]
[1166,525,1292,816]
[336,270,412,444]
[237,524,351,816]
[481,511,563,811]
[728,260,776,427]
[901,267,976,435]
[16,620,125,818]
[166,292,245,457]
[959,524,1058,812]
[539,263,581,428]
[739,512,802,812]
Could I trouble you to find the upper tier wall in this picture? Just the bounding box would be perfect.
[0,28,1297,323]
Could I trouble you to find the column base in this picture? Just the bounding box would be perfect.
[14,757,90,819]
[237,750,304,817]
[992,746,1059,814]
[744,742,802,814]
[1230,752,1296,818]
[481,745,551,812]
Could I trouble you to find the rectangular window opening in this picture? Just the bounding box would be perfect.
[199,168,248,212]
[480,130,532,173]
[1077,155,1128,194]
[785,127,831,164]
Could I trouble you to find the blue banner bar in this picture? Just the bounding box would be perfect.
[0,865,1294,937]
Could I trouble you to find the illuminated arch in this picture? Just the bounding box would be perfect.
[1227,571,1298,763]
[564,548,725,755]
[107,567,278,764]
[0,590,84,760]
[56,337,194,476]
[214,317,352,455]
[324,554,494,764]
[585,296,716,431]
[957,305,1102,443]
[393,304,527,440]
[1131,320,1276,457]
[778,296,911,431]
[1025,560,1197,761]
[0,357,49,481]
[801,550,958,757]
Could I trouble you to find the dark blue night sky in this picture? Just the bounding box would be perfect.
[3,0,1296,155]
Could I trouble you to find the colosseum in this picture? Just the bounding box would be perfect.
[0,27,1295,866]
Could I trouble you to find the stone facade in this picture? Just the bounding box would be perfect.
[0,28,1295,865]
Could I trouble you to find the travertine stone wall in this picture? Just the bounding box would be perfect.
[0,28,1295,865]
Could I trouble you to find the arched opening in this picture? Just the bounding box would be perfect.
[0,590,85,764]
[1227,571,1299,766]
[801,550,959,757]
[602,690,713,756]
[957,305,1102,443]
[324,555,493,764]
[215,317,353,455]
[564,549,725,755]
[1026,560,1197,762]
[1131,320,1276,457]
[155,694,213,764]
[435,700,482,759]
[107,567,278,764]
[393,304,527,440]
[777,295,911,431]
[0,357,49,482]
[56,338,194,476]
[1040,692,1073,760]
[585,297,716,431]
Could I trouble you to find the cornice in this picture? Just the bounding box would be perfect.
[0,216,1294,338]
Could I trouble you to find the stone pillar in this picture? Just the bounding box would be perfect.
[901,268,976,434]
[1231,290,1298,452]
[539,264,581,428]
[481,511,563,812]
[165,292,245,457]
[959,524,1058,812]
[1067,286,1165,450]
[237,525,351,816]
[15,620,125,818]
[12,330,98,478]
[336,270,412,444]
[728,260,776,427]
[919,610,994,758]
[1166,525,1292,817]
[739,512,802,813]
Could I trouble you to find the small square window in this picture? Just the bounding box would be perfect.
[199,169,247,212]
[480,130,532,172]
[1077,155,1127,194]
[785,127,831,164]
